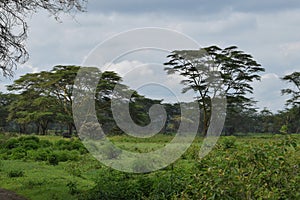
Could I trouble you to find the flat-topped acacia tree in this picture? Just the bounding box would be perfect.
[164,46,265,135]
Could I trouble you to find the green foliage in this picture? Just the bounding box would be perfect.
[81,135,299,200]
[220,136,237,149]
[48,153,59,166]
[18,135,40,143]
[280,124,288,134]
[53,150,80,162]
[55,139,87,153]
[8,169,24,178]
[281,71,300,106]
[5,138,19,149]
[100,143,122,159]
[81,170,144,200]
[164,46,265,135]
[39,139,52,148]
[67,181,79,195]
[0,134,299,200]
[0,135,87,165]
[31,148,52,161]
[46,149,80,165]
[9,147,27,160]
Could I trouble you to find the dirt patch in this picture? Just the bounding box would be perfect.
[0,188,27,200]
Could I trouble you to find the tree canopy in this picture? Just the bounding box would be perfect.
[281,72,300,106]
[164,45,265,135]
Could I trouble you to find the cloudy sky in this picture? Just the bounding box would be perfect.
[2,0,300,112]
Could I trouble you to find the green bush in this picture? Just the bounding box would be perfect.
[18,135,40,143]
[5,136,41,150]
[67,181,79,195]
[5,138,19,149]
[100,144,122,159]
[55,150,80,162]
[31,148,52,161]
[55,140,72,150]
[8,169,24,178]
[55,139,87,153]
[81,170,143,200]
[22,140,39,150]
[47,150,80,165]
[39,140,52,148]
[221,136,237,149]
[48,153,59,165]
[9,147,27,160]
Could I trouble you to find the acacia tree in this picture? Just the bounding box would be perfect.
[280,72,300,133]
[0,92,16,131]
[7,65,135,135]
[7,72,58,134]
[7,66,79,134]
[0,0,87,76]
[281,72,300,106]
[164,46,265,135]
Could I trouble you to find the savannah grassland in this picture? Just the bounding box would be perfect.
[0,133,299,200]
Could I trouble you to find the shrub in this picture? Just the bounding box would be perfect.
[39,140,52,148]
[221,136,237,149]
[47,150,80,165]
[48,153,59,165]
[65,162,83,177]
[22,140,39,150]
[57,150,80,162]
[67,181,79,195]
[32,148,52,161]
[9,147,27,160]
[55,139,71,149]
[132,158,154,173]
[18,136,40,143]
[8,170,24,178]
[55,139,87,154]
[101,143,122,159]
[5,138,19,149]
[82,170,143,200]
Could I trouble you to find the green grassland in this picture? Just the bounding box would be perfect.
[0,133,299,200]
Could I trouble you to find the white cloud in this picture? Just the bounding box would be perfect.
[106,60,195,103]
[0,83,6,92]
[280,41,300,56]
[251,73,287,112]
[2,1,300,112]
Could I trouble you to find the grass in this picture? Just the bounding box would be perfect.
[0,160,95,200]
[0,133,299,199]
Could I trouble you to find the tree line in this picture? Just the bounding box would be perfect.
[0,46,299,136]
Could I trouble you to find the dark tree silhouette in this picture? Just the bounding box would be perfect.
[0,0,87,76]
[281,72,300,106]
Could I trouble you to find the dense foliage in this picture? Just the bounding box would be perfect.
[0,135,87,164]
[1,65,299,135]
[0,134,299,199]
[164,46,265,135]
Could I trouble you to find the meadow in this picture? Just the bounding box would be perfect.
[0,133,299,200]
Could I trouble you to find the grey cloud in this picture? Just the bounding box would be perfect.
[4,1,300,112]
[86,0,300,16]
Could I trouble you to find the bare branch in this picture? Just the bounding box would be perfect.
[0,0,87,77]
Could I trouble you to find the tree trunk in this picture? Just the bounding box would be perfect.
[19,124,27,134]
[35,123,40,135]
[41,123,48,135]
[203,109,209,136]
[68,123,73,135]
